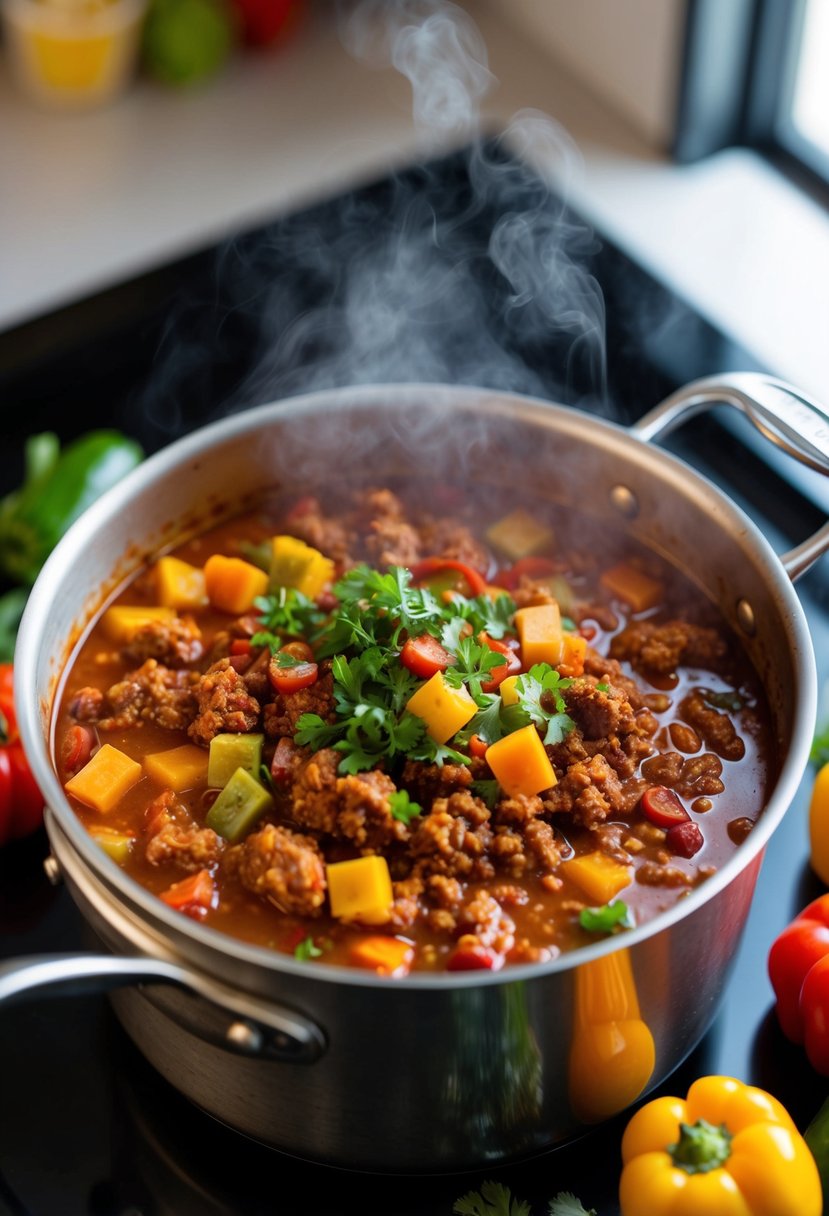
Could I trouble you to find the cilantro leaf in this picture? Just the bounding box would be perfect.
[444,635,506,702]
[453,1181,531,1216]
[294,936,323,961]
[471,779,500,809]
[446,590,516,640]
[516,664,575,746]
[456,694,505,745]
[548,1194,597,1216]
[389,789,422,824]
[579,900,635,935]
[409,736,470,768]
[294,712,342,751]
[252,589,325,650]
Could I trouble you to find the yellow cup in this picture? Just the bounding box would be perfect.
[2,0,148,109]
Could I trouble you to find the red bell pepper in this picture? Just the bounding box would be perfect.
[768,893,829,1047]
[0,663,45,846]
[408,557,487,599]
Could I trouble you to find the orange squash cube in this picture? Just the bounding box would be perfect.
[485,723,556,797]
[326,856,394,923]
[203,554,269,615]
[514,602,563,667]
[559,633,587,678]
[600,562,663,613]
[561,851,632,904]
[65,743,143,813]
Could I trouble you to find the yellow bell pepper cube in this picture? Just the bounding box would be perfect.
[600,561,663,613]
[485,723,556,797]
[270,535,335,600]
[327,856,393,923]
[500,674,521,706]
[154,555,208,610]
[514,602,563,668]
[101,605,176,644]
[561,851,632,904]
[405,672,477,743]
[485,508,555,560]
[143,744,210,792]
[65,743,143,813]
[203,554,269,615]
[88,826,135,864]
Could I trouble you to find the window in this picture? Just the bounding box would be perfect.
[674,0,829,195]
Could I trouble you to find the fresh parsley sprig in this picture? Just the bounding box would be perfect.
[515,664,575,746]
[251,589,326,652]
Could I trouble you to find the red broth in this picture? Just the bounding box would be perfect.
[55,480,775,975]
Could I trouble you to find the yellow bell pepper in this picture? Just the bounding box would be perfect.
[619,1074,822,1216]
[270,535,335,600]
[405,672,477,743]
[514,602,563,667]
[327,856,393,924]
[154,555,208,610]
[568,948,655,1123]
[808,761,829,886]
[561,851,632,905]
[101,604,176,644]
[485,508,554,560]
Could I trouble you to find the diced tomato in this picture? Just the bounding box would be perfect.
[446,944,504,971]
[479,633,521,693]
[159,868,215,911]
[229,638,253,656]
[268,656,318,695]
[666,820,704,858]
[399,633,454,679]
[409,557,487,599]
[284,495,317,522]
[640,785,690,828]
[467,734,489,759]
[60,724,96,776]
[279,640,314,663]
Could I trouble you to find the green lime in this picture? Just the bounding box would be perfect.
[142,0,237,86]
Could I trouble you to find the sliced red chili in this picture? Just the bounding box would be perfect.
[479,632,521,693]
[467,734,489,759]
[159,868,215,911]
[409,557,487,599]
[400,634,454,679]
[666,820,704,858]
[640,785,690,828]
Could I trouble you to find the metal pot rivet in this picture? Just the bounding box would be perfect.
[736,598,756,636]
[610,485,639,519]
[42,855,62,886]
[226,1020,264,1054]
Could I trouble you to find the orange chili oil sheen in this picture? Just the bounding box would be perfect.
[54,480,776,973]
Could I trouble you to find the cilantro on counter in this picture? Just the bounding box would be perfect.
[452,1181,596,1216]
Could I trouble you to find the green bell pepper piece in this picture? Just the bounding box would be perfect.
[206,767,272,842]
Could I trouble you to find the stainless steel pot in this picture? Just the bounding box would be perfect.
[3,376,829,1172]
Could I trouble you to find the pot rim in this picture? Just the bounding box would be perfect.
[16,381,818,990]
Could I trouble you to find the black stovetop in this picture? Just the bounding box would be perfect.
[2,140,828,1216]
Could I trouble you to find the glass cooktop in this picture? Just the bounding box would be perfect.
[1,139,828,1216]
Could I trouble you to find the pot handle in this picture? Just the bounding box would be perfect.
[0,951,326,1064]
[632,372,829,581]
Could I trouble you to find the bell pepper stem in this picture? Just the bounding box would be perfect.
[669,1119,733,1174]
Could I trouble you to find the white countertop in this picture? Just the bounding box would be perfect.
[2,0,829,407]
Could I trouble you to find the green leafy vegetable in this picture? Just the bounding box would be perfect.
[471,779,500,809]
[579,899,635,934]
[548,1194,597,1216]
[453,1181,531,1216]
[515,664,575,746]
[703,689,744,713]
[443,635,506,702]
[388,789,422,824]
[812,723,829,769]
[251,589,325,651]
[294,936,323,961]
[0,430,144,586]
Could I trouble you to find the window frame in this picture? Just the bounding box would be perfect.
[673,0,829,203]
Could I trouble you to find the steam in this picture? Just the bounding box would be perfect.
[135,0,611,444]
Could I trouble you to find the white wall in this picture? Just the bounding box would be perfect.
[479,0,688,149]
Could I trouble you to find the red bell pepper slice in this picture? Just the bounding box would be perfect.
[768,893,829,1043]
[801,953,829,1075]
[408,557,487,599]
